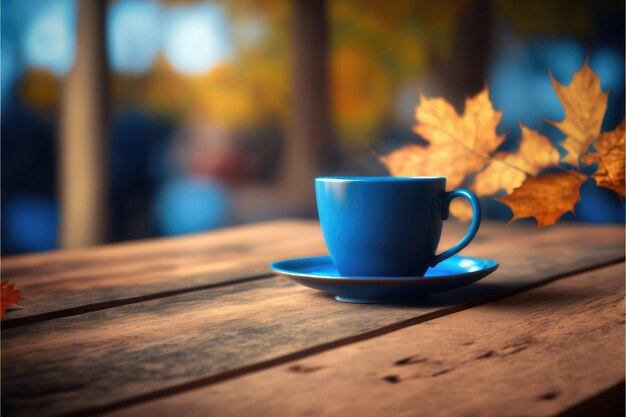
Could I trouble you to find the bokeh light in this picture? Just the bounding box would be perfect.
[3,197,59,252]
[107,0,161,74]
[22,0,76,76]
[162,4,233,74]
[156,177,231,235]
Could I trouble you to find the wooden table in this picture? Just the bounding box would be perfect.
[2,220,624,417]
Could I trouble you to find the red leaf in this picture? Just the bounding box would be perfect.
[1,281,24,318]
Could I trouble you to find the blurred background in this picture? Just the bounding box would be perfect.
[2,0,624,255]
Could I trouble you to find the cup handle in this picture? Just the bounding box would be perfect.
[431,189,481,267]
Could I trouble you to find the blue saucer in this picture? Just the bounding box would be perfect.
[270,255,498,304]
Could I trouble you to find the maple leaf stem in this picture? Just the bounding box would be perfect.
[464,146,535,177]
[494,157,534,177]
[496,153,583,180]
[470,138,583,185]
[556,164,587,179]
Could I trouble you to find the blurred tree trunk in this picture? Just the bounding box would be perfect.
[280,0,334,214]
[432,0,493,109]
[59,0,109,248]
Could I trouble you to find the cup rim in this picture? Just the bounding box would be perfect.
[316,176,445,182]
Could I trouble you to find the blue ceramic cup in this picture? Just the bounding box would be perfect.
[315,176,481,277]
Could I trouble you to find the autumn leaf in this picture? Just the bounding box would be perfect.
[497,172,586,228]
[380,144,472,189]
[549,60,608,167]
[473,125,560,195]
[582,120,625,196]
[1,281,24,318]
[413,88,504,156]
[381,87,504,188]
[383,57,620,227]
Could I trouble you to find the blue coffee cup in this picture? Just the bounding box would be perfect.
[315,176,481,277]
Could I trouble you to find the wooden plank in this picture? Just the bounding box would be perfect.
[1,220,327,323]
[1,223,623,417]
[1,221,621,324]
[2,220,321,270]
[108,262,626,417]
[0,219,528,323]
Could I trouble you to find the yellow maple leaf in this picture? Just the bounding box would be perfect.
[381,87,504,188]
[380,144,476,189]
[473,125,560,195]
[582,120,625,197]
[497,172,586,228]
[549,60,608,167]
[382,57,619,228]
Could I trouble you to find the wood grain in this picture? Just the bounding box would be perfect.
[1,222,623,417]
[108,262,626,417]
[1,221,622,324]
[1,220,327,323]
